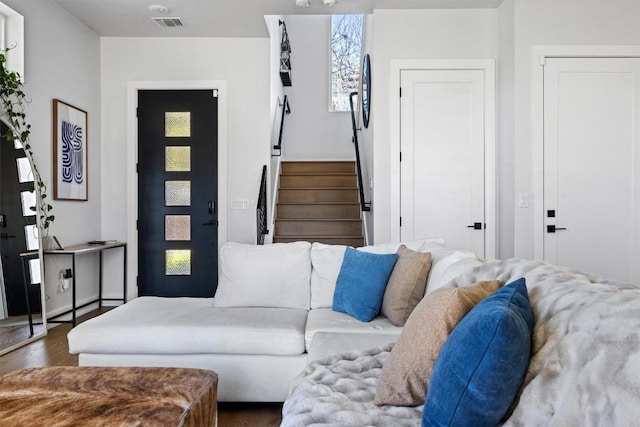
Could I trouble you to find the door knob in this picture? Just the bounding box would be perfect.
[547,225,567,233]
[466,222,483,230]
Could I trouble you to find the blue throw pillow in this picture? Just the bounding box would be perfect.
[332,247,398,322]
[422,277,533,427]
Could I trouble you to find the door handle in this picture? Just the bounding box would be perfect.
[467,222,483,230]
[547,225,567,233]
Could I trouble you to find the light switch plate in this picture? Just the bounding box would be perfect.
[518,193,529,208]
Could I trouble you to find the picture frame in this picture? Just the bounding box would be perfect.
[53,99,88,201]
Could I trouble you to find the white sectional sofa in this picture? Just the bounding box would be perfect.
[67,239,480,402]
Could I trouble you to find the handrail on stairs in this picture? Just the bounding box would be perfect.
[349,91,371,212]
[272,95,291,156]
[256,165,268,245]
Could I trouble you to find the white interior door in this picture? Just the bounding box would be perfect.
[543,57,640,283]
[400,69,487,257]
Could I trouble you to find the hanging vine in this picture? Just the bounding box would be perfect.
[0,48,54,231]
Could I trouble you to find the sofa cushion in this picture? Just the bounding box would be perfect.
[420,240,479,294]
[332,247,398,322]
[423,278,533,426]
[427,257,483,295]
[310,243,347,309]
[304,308,402,350]
[307,332,400,365]
[358,238,444,254]
[214,241,311,309]
[68,297,308,356]
[381,245,432,326]
[374,280,501,407]
[310,238,444,309]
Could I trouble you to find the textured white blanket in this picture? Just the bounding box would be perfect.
[281,345,422,426]
[282,259,640,426]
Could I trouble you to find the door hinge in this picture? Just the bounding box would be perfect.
[399,87,402,97]
[400,217,402,227]
[136,163,139,173]
[136,107,139,118]
[399,152,402,162]
[136,220,139,230]
[136,276,139,288]
[213,89,219,98]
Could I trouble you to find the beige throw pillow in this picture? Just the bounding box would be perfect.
[381,245,432,326]
[375,280,502,407]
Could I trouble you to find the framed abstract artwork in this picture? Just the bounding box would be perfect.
[53,99,88,201]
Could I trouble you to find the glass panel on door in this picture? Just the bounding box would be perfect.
[165,112,191,137]
[165,181,191,206]
[166,250,191,275]
[165,147,191,172]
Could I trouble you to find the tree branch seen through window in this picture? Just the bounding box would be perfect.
[330,14,363,112]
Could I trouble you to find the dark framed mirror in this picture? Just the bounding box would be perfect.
[0,121,47,355]
[362,53,371,128]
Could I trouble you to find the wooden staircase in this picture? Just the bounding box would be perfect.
[273,161,365,246]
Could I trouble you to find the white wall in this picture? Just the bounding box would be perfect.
[100,37,270,300]
[497,0,515,257]
[512,0,640,258]
[266,15,286,138]
[3,0,101,317]
[360,14,374,243]
[282,15,354,160]
[371,9,498,246]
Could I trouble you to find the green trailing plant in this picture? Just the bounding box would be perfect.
[0,48,54,232]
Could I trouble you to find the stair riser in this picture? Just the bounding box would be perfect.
[278,189,358,203]
[280,175,357,189]
[274,237,365,247]
[281,161,355,174]
[275,220,363,236]
[277,204,361,219]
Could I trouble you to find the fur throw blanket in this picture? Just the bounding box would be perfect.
[282,259,640,426]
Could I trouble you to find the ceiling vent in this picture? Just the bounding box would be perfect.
[151,17,184,28]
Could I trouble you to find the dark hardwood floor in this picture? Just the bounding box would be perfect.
[0,307,283,426]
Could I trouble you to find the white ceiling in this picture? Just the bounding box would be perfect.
[53,0,504,38]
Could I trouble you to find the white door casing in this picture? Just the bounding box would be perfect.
[391,60,495,259]
[541,56,640,283]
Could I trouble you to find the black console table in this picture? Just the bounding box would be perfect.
[44,241,127,326]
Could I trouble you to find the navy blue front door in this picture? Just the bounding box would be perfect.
[137,90,218,297]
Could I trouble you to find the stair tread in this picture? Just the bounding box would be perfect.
[277,202,360,205]
[279,186,358,191]
[280,172,356,176]
[274,235,364,239]
[276,218,362,222]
